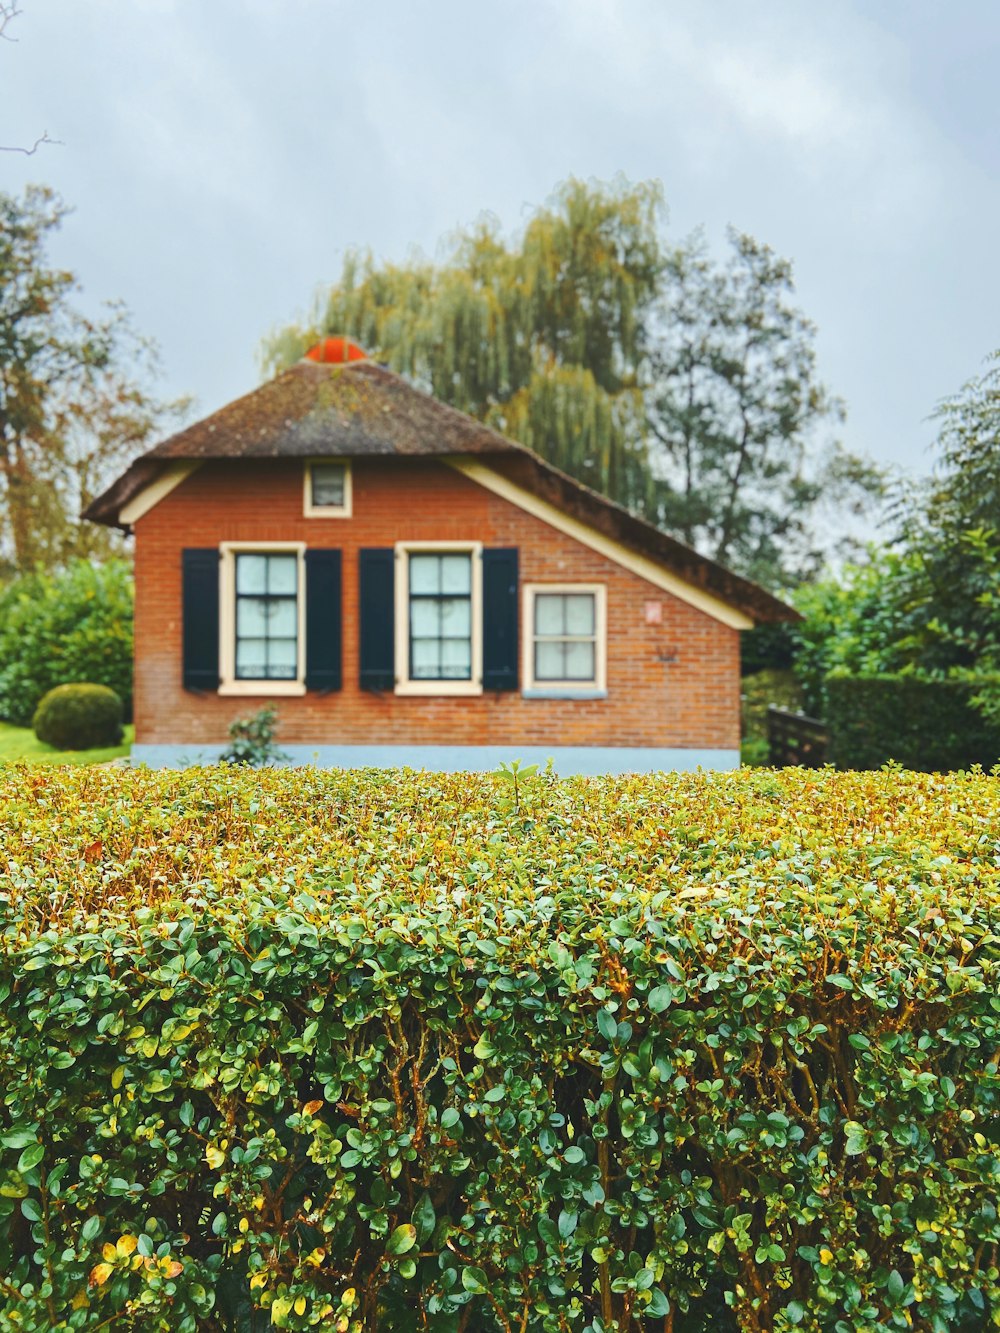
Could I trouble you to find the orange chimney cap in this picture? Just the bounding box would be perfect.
[304,336,368,364]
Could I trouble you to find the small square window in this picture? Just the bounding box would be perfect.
[523,584,606,696]
[304,460,352,516]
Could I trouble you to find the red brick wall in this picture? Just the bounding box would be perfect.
[133,459,741,751]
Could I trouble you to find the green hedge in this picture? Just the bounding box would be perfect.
[0,559,133,727]
[0,766,998,1332]
[825,672,1000,771]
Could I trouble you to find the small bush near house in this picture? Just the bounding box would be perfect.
[218,703,289,766]
[0,559,133,726]
[825,672,1000,770]
[31,682,124,750]
[0,765,998,1333]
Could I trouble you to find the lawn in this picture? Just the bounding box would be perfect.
[0,721,133,766]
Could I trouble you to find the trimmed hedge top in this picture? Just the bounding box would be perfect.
[0,765,998,1332]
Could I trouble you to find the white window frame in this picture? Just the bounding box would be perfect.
[522,583,608,698]
[303,459,352,518]
[394,541,483,696]
[218,541,307,696]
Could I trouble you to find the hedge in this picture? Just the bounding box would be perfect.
[825,672,1000,771]
[0,559,133,727]
[0,765,998,1333]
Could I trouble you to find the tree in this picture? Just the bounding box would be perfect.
[0,185,175,576]
[265,177,664,516]
[647,229,882,586]
[265,177,881,587]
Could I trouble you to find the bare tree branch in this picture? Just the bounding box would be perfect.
[0,3,60,154]
[0,130,57,154]
[0,2,22,41]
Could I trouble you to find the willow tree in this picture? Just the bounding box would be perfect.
[263,178,665,513]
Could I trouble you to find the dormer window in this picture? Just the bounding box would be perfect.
[304,460,352,517]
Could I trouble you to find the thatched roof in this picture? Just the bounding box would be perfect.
[85,357,796,625]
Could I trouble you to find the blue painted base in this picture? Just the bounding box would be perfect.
[130,743,740,775]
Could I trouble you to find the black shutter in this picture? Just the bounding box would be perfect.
[305,549,342,691]
[359,548,395,690]
[482,547,519,691]
[182,548,220,691]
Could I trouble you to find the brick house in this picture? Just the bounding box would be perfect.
[85,338,793,773]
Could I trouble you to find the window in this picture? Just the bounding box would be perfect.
[304,460,352,517]
[218,543,306,695]
[523,583,607,696]
[394,542,483,695]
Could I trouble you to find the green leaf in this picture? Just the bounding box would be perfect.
[887,1269,905,1302]
[826,974,854,989]
[785,1301,805,1325]
[647,1289,670,1318]
[461,1265,489,1294]
[412,1193,436,1244]
[647,984,672,1013]
[473,1034,495,1060]
[386,1224,417,1256]
[596,1008,618,1041]
[0,1128,38,1151]
[20,1198,41,1222]
[81,1215,101,1243]
[16,1143,43,1174]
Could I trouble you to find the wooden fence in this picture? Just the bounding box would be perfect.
[766,705,828,768]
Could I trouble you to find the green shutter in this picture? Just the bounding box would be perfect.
[305,550,342,691]
[359,548,395,690]
[182,548,220,691]
[482,548,519,691]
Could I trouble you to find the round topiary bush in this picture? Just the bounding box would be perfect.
[31,683,124,751]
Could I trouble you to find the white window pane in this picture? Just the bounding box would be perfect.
[236,639,267,677]
[535,641,565,681]
[311,463,345,508]
[411,600,440,636]
[440,639,471,676]
[410,555,440,594]
[411,639,440,678]
[236,555,267,595]
[440,554,471,593]
[237,599,267,636]
[439,597,471,637]
[265,599,297,637]
[565,594,595,636]
[563,641,595,681]
[534,594,565,636]
[268,639,298,676]
[267,555,297,595]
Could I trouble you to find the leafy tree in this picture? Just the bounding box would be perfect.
[0,184,176,576]
[266,178,882,588]
[648,230,883,586]
[265,177,663,515]
[0,558,133,725]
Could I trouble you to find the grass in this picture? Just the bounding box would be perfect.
[0,721,133,766]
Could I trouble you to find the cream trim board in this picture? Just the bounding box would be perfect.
[303,459,352,518]
[523,583,607,694]
[448,459,754,631]
[218,541,307,693]
[119,461,201,526]
[394,541,484,697]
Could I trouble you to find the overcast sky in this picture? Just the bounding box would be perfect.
[5,1,999,482]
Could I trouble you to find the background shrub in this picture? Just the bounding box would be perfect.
[825,672,1000,770]
[31,682,124,750]
[0,766,997,1332]
[0,558,133,726]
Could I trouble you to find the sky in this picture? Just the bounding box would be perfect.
[4,0,1000,484]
